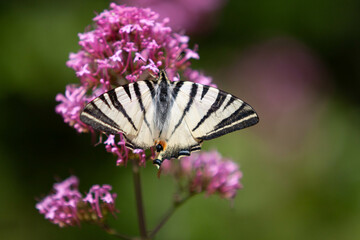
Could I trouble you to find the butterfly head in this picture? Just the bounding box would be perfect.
[156,70,171,83]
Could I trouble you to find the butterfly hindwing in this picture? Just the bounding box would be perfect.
[160,91,202,159]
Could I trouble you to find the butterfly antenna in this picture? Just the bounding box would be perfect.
[148,71,157,79]
[94,133,104,146]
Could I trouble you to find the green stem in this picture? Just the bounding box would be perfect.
[100,223,134,240]
[149,194,193,238]
[132,159,148,239]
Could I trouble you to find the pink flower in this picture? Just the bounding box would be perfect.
[183,69,217,87]
[36,176,82,227]
[83,185,117,218]
[104,134,130,166]
[133,149,147,166]
[55,3,213,166]
[36,176,118,227]
[55,85,92,133]
[162,151,242,199]
[121,0,227,33]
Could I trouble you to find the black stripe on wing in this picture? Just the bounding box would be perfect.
[125,142,135,150]
[199,103,259,141]
[201,85,209,100]
[122,84,132,100]
[171,83,198,135]
[144,80,155,98]
[223,96,236,111]
[177,150,191,157]
[163,143,202,159]
[172,81,184,99]
[192,90,227,132]
[133,82,152,134]
[190,143,202,152]
[107,89,138,131]
[99,95,111,109]
[80,102,121,134]
[123,134,144,150]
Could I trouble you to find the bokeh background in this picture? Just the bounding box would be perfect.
[1,0,360,239]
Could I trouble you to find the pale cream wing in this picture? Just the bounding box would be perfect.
[176,82,259,141]
[80,80,155,149]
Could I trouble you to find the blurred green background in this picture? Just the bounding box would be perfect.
[1,0,360,239]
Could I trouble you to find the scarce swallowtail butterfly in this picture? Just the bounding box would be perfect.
[80,70,259,168]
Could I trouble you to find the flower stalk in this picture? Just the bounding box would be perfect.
[131,159,148,239]
[100,223,134,240]
[149,194,193,238]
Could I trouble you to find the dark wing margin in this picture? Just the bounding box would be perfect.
[80,102,122,135]
[199,100,259,140]
[163,143,202,160]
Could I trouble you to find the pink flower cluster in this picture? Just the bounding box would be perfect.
[162,151,243,199]
[69,3,201,87]
[121,0,226,33]
[36,176,117,227]
[103,134,154,166]
[55,3,213,165]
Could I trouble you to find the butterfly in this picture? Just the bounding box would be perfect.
[80,70,259,168]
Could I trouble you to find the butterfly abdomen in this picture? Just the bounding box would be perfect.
[154,78,172,136]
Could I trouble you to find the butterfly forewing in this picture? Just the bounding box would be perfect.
[175,82,259,141]
[80,81,154,149]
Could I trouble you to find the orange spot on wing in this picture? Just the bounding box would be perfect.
[154,140,167,151]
